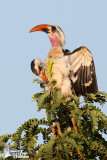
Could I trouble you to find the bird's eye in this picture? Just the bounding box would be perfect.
[39,66,42,71]
[51,26,56,32]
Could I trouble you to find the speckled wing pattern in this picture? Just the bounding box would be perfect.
[64,46,98,96]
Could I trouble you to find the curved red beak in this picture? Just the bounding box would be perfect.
[29,24,50,33]
[39,71,49,83]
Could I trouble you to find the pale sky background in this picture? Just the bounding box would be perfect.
[0,0,107,141]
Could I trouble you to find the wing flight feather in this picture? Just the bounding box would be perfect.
[65,47,98,96]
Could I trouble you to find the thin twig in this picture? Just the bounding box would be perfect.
[67,113,83,160]
[46,111,56,137]
[51,100,62,135]
[54,113,62,135]
[80,100,85,104]
[51,124,56,137]
[71,115,78,134]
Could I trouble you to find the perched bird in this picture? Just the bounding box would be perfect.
[30,24,98,96]
[31,59,49,83]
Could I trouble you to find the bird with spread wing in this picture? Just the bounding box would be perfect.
[30,24,98,96]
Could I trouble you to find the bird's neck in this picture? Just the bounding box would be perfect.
[48,33,62,47]
[46,46,64,61]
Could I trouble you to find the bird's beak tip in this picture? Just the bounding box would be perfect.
[29,30,33,33]
[39,71,49,83]
[29,24,50,33]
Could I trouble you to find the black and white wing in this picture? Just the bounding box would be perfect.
[65,46,98,96]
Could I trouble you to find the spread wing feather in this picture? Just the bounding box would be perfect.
[65,46,98,96]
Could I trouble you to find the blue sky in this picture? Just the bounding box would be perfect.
[0,0,107,140]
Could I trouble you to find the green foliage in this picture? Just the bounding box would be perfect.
[33,78,44,84]
[0,79,107,159]
[11,118,50,157]
[31,87,107,159]
[84,91,107,106]
[0,134,10,153]
[47,60,54,78]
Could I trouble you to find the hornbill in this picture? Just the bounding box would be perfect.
[30,24,98,96]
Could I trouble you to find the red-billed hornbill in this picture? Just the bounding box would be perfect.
[30,24,98,96]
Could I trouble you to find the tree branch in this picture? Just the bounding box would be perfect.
[50,100,62,135]
[67,113,83,160]
[54,113,62,135]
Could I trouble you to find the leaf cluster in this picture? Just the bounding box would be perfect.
[0,134,10,153]
[0,79,107,159]
[31,88,107,159]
